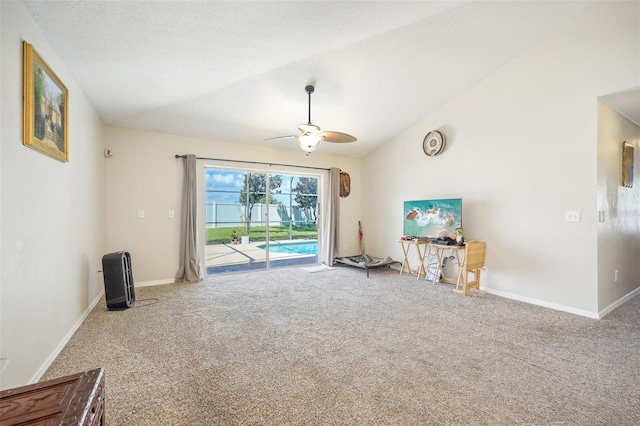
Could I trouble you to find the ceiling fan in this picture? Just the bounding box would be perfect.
[264,85,357,154]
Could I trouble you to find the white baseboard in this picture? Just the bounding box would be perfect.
[485,286,640,319]
[483,287,600,319]
[598,286,640,318]
[30,289,105,384]
[136,278,175,287]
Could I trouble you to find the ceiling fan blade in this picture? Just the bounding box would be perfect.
[321,131,357,143]
[263,135,298,142]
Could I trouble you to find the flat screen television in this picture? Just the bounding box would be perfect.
[403,198,462,239]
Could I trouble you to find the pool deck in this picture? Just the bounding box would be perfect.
[205,240,317,274]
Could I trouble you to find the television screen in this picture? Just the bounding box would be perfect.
[403,198,462,239]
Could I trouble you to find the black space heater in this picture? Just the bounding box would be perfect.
[102,250,135,310]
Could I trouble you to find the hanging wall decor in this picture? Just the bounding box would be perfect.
[340,171,351,197]
[622,141,634,188]
[23,41,69,162]
[423,130,445,156]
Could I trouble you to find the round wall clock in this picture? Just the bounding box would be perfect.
[423,130,445,156]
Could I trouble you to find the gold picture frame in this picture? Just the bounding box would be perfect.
[622,141,634,188]
[23,41,69,162]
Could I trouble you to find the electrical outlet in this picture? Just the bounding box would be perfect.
[138,210,145,219]
[615,270,619,282]
[168,210,175,219]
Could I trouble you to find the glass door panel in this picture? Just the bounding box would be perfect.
[204,169,268,274]
[265,174,318,269]
[204,168,319,275]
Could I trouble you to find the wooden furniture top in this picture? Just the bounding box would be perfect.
[398,239,430,245]
[428,242,465,250]
[0,367,105,426]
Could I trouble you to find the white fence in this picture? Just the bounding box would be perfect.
[205,202,316,228]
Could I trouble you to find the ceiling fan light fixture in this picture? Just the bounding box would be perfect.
[299,134,321,153]
[297,123,320,134]
[264,84,356,153]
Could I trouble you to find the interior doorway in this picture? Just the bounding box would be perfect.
[204,167,320,274]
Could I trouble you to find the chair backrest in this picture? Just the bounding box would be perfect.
[464,241,486,270]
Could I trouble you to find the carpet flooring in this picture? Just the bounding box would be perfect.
[42,266,640,425]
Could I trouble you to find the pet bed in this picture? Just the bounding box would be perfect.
[334,254,400,277]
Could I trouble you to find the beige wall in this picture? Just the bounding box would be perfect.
[597,101,640,312]
[104,126,361,283]
[1,2,106,389]
[361,1,639,317]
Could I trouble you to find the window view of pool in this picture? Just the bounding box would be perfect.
[257,241,318,255]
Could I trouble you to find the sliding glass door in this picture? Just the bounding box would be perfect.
[204,167,319,275]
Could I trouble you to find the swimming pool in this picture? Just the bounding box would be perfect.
[257,241,318,255]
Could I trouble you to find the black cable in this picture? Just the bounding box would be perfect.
[132,298,159,308]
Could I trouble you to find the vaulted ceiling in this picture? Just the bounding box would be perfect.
[24,1,633,158]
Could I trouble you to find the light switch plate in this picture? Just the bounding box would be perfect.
[564,211,581,222]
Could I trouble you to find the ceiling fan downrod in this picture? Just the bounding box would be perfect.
[305,85,314,125]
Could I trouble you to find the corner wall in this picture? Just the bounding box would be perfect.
[597,101,640,313]
[0,2,106,389]
[361,1,639,316]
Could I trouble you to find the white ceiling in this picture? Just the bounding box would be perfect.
[23,1,633,158]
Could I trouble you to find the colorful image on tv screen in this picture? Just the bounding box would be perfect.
[403,198,462,239]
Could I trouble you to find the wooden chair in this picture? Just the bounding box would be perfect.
[454,240,486,297]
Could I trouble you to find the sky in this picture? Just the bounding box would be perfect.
[205,169,317,204]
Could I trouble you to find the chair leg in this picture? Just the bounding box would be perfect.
[463,274,471,296]
[453,270,483,297]
[473,269,486,295]
[453,271,469,296]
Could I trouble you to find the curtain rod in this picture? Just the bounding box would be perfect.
[174,154,331,171]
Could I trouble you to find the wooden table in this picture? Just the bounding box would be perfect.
[398,239,429,280]
[0,368,105,425]
[429,243,466,286]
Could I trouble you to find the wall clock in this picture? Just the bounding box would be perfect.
[423,130,445,156]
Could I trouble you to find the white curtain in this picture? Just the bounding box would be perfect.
[320,167,340,266]
[175,154,203,283]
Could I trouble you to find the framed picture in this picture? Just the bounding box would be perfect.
[622,141,634,188]
[339,171,351,197]
[23,41,69,162]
